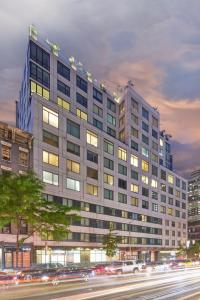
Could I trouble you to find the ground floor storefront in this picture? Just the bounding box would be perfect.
[0,245,178,269]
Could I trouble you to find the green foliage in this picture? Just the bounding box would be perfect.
[0,171,79,245]
[102,226,121,259]
[187,242,200,258]
[177,245,187,257]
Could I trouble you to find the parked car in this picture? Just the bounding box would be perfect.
[105,260,145,274]
[145,261,170,273]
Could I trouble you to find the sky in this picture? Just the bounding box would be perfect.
[0,0,200,178]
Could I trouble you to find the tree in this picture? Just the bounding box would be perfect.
[102,225,121,260]
[0,171,79,269]
[177,245,187,258]
[187,242,200,259]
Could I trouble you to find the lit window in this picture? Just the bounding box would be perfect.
[43,150,59,167]
[87,130,98,147]
[66,160,80,174]
[131,184,139,193]
[86,183,98,196]
[2,145,11,161]
[131,154,138,167]
[151,179,158,188]
[142,160,149,172]
[142,175,149,185]
[104,173,114,186]
[19,151,28,166]
[167,208,173,216]
[66,178,80,191]
[43,106,58,128]
[168,174,174,184]
[118,147,127,161]
[131,197,139,207]
[30,80,49,100]
[76,108,88,121]
[43,171,58,186]
[160,138,164,147]
[57,97,70,110]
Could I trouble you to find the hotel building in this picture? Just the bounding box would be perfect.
[16,28,187,265]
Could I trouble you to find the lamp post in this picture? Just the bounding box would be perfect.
[128,221,132,259]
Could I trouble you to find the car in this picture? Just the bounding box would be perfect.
[105,260,145,274]
[0,272,18,286]
[145,261,170,273]
[93,264,109,275]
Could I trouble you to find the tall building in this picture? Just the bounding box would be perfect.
[188,170,200,243]
[0,121,33,269]
[16,28,187,265]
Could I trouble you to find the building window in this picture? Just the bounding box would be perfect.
[104,189,113,200]
[142,200,149,209]
[57,80,70,97]
[107,127,116,137]
[87,130,98,147]
[42,130,58,148]
[76,92,87,108]
[161,169,166,180]
[87,150,98,164]
[67,160,80,174]
[142,147,149,158]
[131,170,138,180]
[43,106,58,128]
[43,171,58,186]
[142,107,149,120]
[142,160,149,172]
[67,141,80,156]
[131,113,138,125]
[67,119,80,138]
[131,154,138,167]
[77,108,88,121]
[152,191,158,200]
[142,187,149,197]
[152,129,158,139]
[119,116,125,127]
[152,165,158,177]
[160,206,166,214]
[104,157,114,170]
[57,97,70,111]
[167,208,173,216]
[104,139,114,155]
[77,75,87,93]
[151,179,158,188]
[104,173,114,185]
[118,164,127,176]
[1,145,11,161]
[30,62,50,88]
[152,141,158,151]
[57,61,70,81]
[30,41,50,70]
[93,104,103,117]
[119,129,125,142]
[43,150,59,167]
[118,147,127,161]
[30,80,50,100]
[142,134,149,145]
[19,151,29,166]
[131,127,139,138]
[132,99,139,113]
[152,116,158,128]
[87,167,98,180]
[93,88,103,103]
[152,203,158,212]
[118,193,127,204]
[107,98,116,112]
[152,153,158,163]
[118,178,127,190]
[107,114,116,126]
[161,194,166,203]
[131,197,139,207]
[142,175,149,185]
[131,184,139,193]
[131,141,138,151]
[168,174,174,184]
[66,178,80,191]
[86,183,98,196]
[93,118,103,130]
[142,121,149,132]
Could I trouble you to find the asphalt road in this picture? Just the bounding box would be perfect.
[1,268,200,300]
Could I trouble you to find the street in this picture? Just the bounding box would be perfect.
[1,268,200,300]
